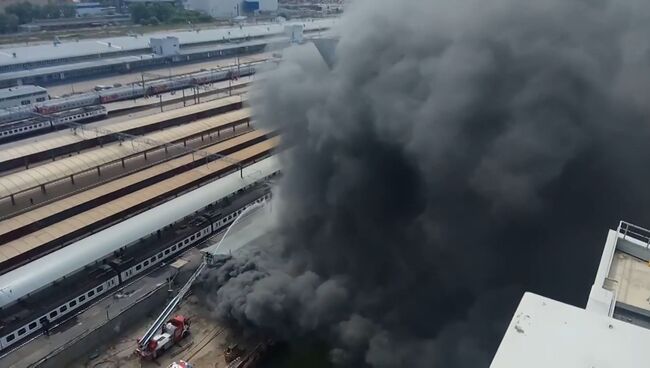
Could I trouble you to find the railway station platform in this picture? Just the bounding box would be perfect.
[0,138,279,271]
[0,95,246,172]
[0,248,204,368]
[0,108,253,213]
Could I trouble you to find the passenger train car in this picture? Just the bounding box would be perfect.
[0,106,107,142]
[0,65,255,126]
[0,181,273,351]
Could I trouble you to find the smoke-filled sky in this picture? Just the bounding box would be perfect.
[204,0,650,366]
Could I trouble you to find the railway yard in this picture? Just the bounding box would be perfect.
[0,15,326,367]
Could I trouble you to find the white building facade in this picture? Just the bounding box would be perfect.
[185,0,277,19]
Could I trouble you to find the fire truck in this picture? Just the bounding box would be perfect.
[137,315,191,359]
[136,263,205,359]
[169,360,193,368]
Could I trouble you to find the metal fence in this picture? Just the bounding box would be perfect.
[617,220,650,248]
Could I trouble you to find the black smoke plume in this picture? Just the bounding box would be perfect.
[203,0,650,366]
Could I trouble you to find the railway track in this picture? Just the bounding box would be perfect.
[0,95,247,172]
[106,80,252,118]
[183,326,226,362]
[0,136,279,272]
[0,129,274,244]
[0,108,254,214]
[0,73,282,359]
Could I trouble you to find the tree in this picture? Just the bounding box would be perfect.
[5,2,38,24]
[153,3,174,22]
[129,3,150,24]
[41,3,61,19]
[60,4,76,18]
[0,13,19,33]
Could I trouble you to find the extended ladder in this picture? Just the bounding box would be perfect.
[138,261,206,350]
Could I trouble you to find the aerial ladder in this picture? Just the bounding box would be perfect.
[135,198,267,359]
[136,261,206,359]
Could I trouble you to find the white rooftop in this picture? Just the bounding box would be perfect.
[0,85,46,99]
[490,292,650,368]
[0,156,281,308]
[0,18,337,68]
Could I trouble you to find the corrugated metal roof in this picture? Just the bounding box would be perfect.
[0,107,251,198]
[0,95,246,165]
[0,138,279,265]
[0,130,268,238]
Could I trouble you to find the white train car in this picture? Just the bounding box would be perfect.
[0,105,107,141]
[35,93,99,115]
[0,156,281,351]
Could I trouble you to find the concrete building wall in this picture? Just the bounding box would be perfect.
[258,0,276,12]
[150,36,180,56]
[186,0,242,18]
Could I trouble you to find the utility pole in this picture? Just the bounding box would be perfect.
[141,73,146,97]
[159,95,163,112]
[182,88,186,106]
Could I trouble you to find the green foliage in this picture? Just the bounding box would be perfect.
[128,3,149,24]
[5,2,38,24]
[152,3,174,22]
[128,3,214,26]
[0,13,19,33]
[147,15,159,25]
[0,1,79,33]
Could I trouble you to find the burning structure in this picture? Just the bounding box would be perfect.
[203,0,650,366]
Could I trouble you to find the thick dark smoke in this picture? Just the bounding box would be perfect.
[203,0,650,366]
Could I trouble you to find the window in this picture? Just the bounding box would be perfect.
[60,305,67,313]
[6,334,15,342]
[50,311,58,318]
[88,290,95,297]
[97,286,103,292]
[79,295,86,302]
[18,328,26,336]
[190,235,195,241]
[164,249,170,255]
[36,97,45,102]
[70,300,77,307]
[136,265,142,271]
[144,261,149,266]
[171,245,177,251]
[21,100,31,105]
[184,239,189,245]
[158,254,163,259]
[29,322,37,330]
